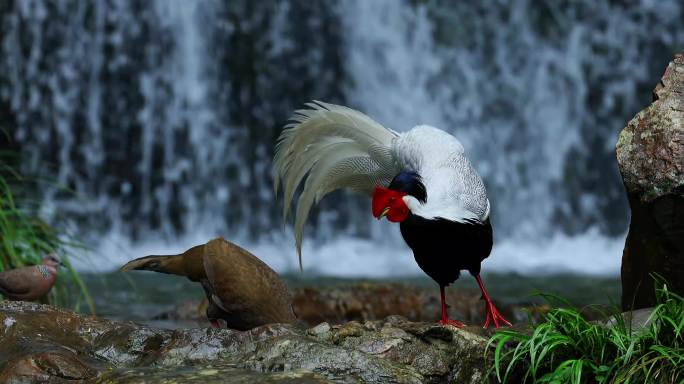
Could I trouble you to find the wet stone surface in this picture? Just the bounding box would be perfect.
[0,301,494,383]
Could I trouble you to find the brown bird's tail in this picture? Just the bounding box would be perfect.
[119,244,206,281]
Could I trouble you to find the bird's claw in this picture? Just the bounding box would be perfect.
[438,318,465,328]
[482,302,512,329]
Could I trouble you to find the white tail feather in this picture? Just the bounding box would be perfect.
[273,101,399,269]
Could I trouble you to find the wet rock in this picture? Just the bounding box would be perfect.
[0,351,97,383]
[603,307,655,336]
[0,301,493,383]
[306,322,332,340]
[616,52,684,310]
[332,320,365,344]
[97,364,334,384]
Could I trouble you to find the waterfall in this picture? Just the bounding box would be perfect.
[1,0,682,273]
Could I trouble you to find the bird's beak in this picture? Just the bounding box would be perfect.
[378,207,390,220]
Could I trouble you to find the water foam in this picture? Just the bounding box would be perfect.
[76,228,623,276]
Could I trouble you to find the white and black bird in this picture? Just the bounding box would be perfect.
[273,101,511,328]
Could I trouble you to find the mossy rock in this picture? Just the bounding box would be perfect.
[616,52,684,310]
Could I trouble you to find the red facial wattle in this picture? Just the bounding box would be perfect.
[372,186,409,222]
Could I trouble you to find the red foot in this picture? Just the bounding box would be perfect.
[209,319,221,328]
[437,286,465,328]
[482,301,512,329]
[474,274,512,329]
[438,318,465,328]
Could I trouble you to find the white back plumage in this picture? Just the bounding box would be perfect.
[392,126,490,223]
[273,102,489,269]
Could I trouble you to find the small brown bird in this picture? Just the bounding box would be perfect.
[120,237,296,330]
[0,254,63,301]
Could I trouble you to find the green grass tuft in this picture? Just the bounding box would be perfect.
[488,276,683,383]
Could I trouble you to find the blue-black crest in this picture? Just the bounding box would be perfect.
[388,171,427,203]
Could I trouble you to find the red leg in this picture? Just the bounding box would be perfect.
[475,274,512,329]
[437,285,465,328]
[209,319,221,328]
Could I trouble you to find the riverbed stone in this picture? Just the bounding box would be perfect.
[0,351,98,383]
[616,52,684,310]
[0,301,494,383]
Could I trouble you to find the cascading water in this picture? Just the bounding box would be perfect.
[1,0,682,274]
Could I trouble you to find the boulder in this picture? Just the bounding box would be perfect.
[616,52,684,310]
[0,301,494,383]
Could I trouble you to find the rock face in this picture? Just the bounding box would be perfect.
[616,52,684,310]
[0,301,493,383]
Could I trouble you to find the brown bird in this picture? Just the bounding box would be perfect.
[120,237,296,330]
[0,254,63,301]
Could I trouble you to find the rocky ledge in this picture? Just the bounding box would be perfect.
[616,52,684,310]
[0,301,495,383]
